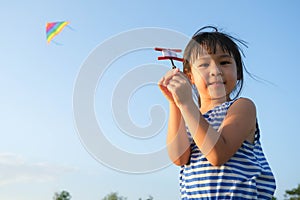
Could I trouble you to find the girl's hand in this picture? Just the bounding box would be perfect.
[158,68,178,103]
[158,68,193,107]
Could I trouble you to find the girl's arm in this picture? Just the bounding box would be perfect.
[179,97,256,166]
[158,69,191,166]
[166,102,191,166]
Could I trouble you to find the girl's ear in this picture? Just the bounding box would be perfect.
[186,72,195,84]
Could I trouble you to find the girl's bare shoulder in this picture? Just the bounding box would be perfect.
[230,97,256,113]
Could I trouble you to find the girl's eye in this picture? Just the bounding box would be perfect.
[199,63,209,67]
[220,61,231,65]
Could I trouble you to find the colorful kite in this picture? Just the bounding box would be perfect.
[46,21,70,44]
[155,47,184,69]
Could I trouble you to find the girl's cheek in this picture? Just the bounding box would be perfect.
[196,73,207,86]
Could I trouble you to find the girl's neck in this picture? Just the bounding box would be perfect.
[199,96,230,114]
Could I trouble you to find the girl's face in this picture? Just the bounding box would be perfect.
[189,45,238,101]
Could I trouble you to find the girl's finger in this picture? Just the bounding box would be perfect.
[173,67,180,74]
[158,77,165,86]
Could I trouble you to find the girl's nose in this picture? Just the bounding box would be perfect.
[210,64,223,76]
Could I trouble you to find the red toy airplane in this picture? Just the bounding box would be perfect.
[155,47,184,69]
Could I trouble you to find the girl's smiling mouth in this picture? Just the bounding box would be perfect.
[208,81,225,86]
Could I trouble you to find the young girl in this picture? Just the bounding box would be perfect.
[158,26,276,199]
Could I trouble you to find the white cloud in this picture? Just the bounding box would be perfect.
[0,152,77,186]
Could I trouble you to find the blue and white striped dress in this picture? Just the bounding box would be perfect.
[179,100,276,199]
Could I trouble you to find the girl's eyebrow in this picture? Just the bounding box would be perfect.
[197,54,232,59]
[218,54,233,58]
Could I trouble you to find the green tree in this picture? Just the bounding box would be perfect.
[102,192,127,200]
[146,195,153,200]
[138,195,154,200]
[285,184,300,200]
[53,190,71,200]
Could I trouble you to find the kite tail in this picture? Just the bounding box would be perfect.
[50,40,64,46]
[66,24,75,31]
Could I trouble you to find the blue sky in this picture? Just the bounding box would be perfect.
[1,0,300,199]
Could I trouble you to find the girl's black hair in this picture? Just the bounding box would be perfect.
[183,26,248,100]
